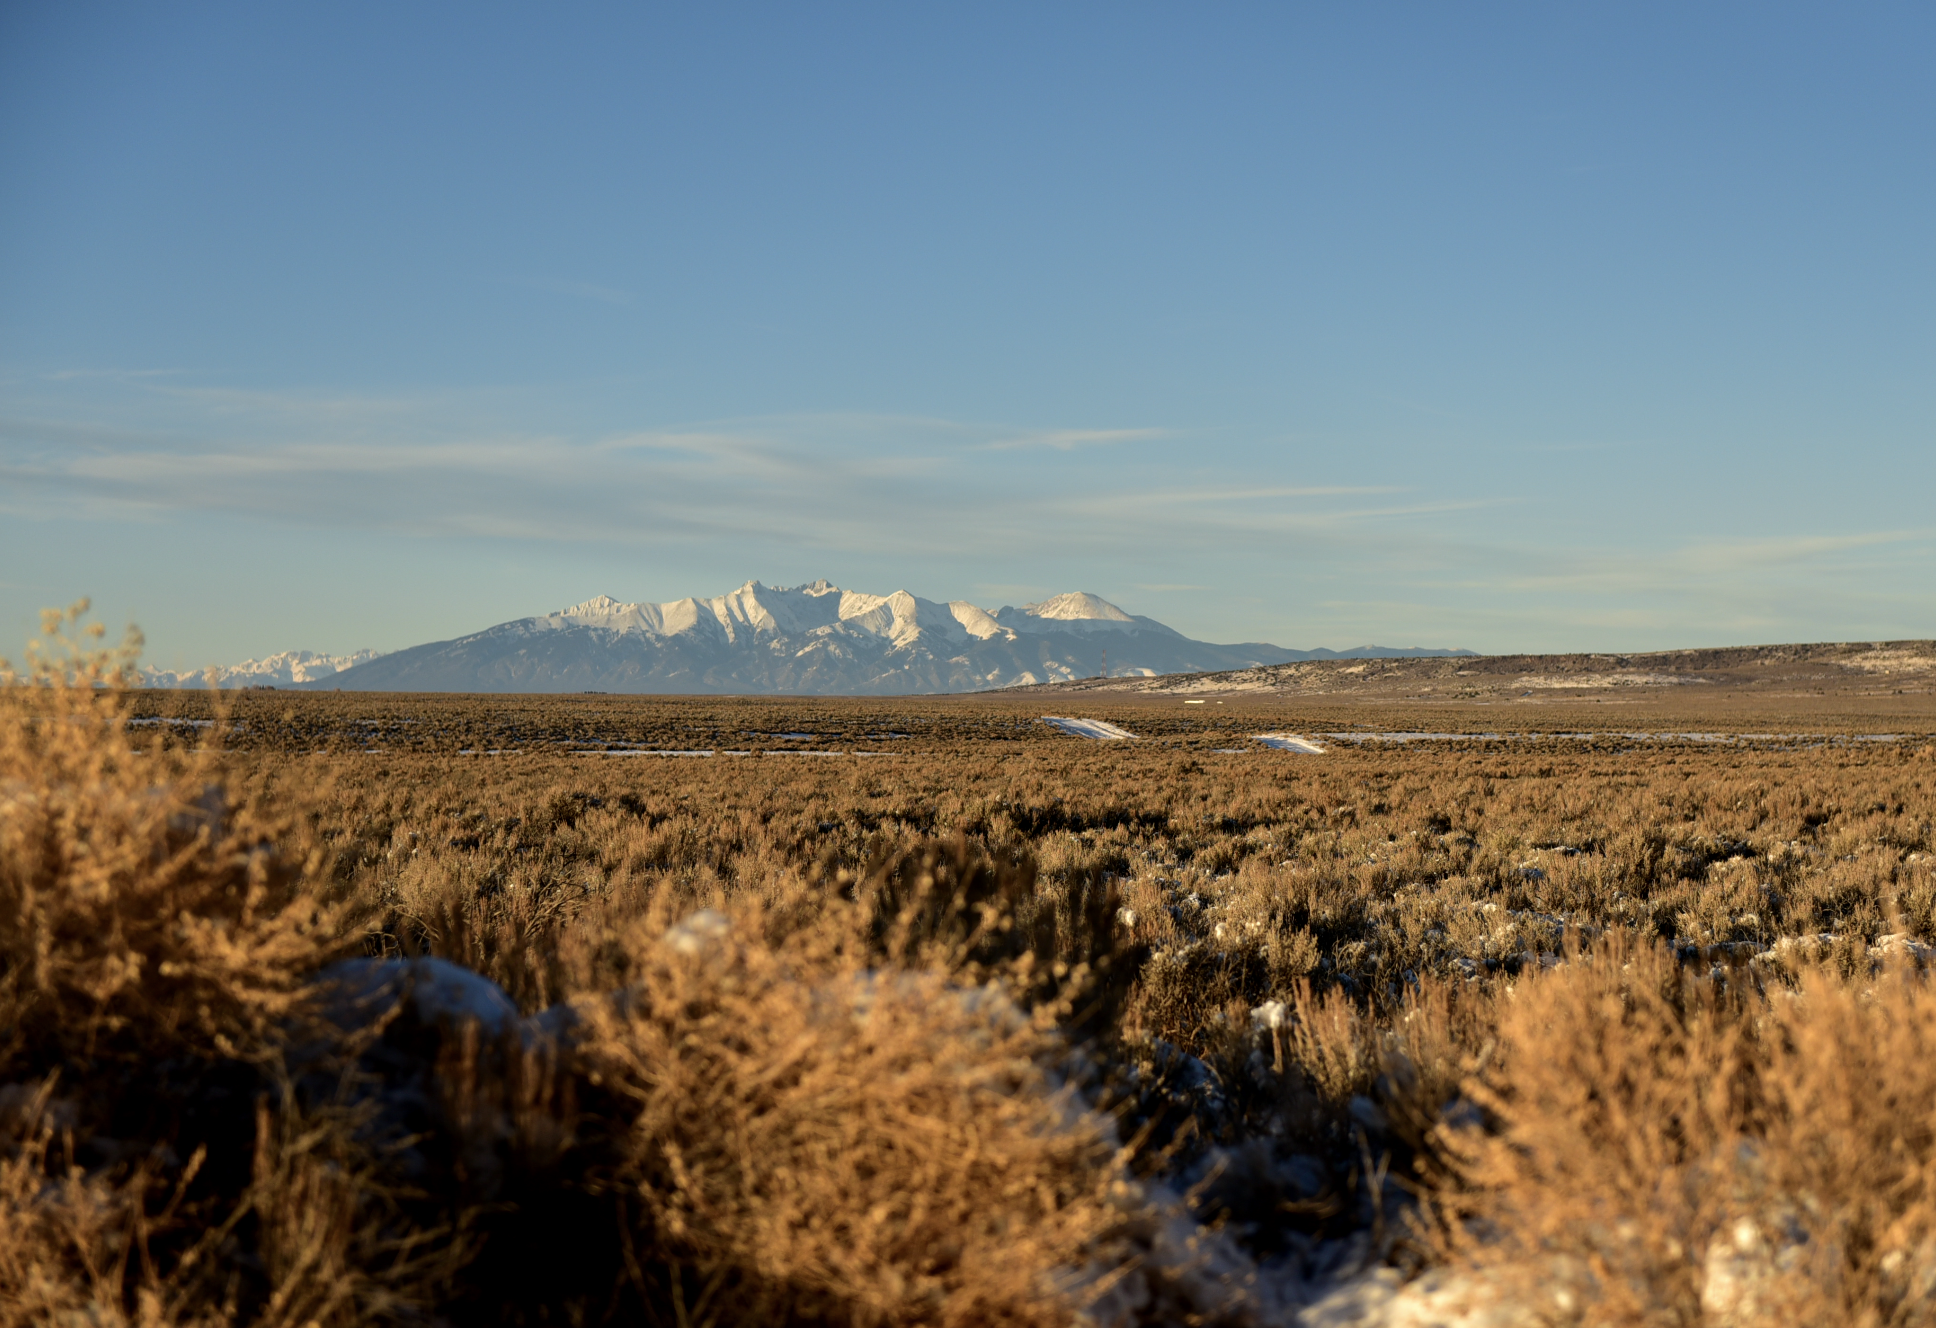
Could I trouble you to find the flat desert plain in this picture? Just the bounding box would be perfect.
[10,642,1936,1325]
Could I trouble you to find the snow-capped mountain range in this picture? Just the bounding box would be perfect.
[144,580,1472,695]
[143,648,385,690]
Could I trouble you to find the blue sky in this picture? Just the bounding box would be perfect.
[2,2,1930,670]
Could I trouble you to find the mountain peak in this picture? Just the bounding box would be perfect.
[1022,591,1133,622]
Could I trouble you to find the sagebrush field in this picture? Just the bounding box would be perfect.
[9,612,1936,1326]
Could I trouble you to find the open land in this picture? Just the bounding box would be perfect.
[9,642,1936,1325]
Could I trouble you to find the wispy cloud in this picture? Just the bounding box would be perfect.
[981,427,1166,451]
[1055,487,1496,535]
[1114,484,1402,503]
[0,395,1446,563]
[7,372,1931,654]
[0,380,1562,576]
[39,368,187,382]
[1450,529,1936,599]
[1675,530,1923,571]
[1347,524,1936,649]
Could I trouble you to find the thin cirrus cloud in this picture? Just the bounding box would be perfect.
[13,375,1922,651]
[0,390,1453,564]
[980,427,1168,451]
[1097,484,1403,504]
[39,368,187,382]
[1054,486,1492,536]
[596,424,953,484]
[1388,529,1936,636]
[1480,531,1934,596]
[1673,530,1929,573]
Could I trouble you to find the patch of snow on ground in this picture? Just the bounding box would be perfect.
[1515,672,1703,688]
[1324,732,1501,743]
[1835,648,1936,674]
[1254,733,1326,754]
[1042,716,1137,740]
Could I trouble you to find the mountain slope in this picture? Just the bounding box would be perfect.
[296,580,1469,696]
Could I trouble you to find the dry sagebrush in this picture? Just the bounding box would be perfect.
[571,896,1127,1327]
[14,611,1936,1325]
[1430,941,1936,1326]
[0,605,340,1081]
[0,605,479,1327]
[0,612,1147,1327]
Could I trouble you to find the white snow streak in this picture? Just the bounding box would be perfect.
[1042,717,1137,740]
[1254,733,1326,754]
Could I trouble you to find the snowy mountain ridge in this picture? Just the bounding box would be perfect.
[143,579,1472,694]
[534,580,1169,650]
[143,648,384,689]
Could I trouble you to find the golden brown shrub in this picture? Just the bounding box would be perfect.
[576,896,1127,1327]
[1737,968,1936,1325]
[0,604,340,1089]
[0,605,442,1327]
[1431,940,1749,1323]
[1432,944,1936,1326]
